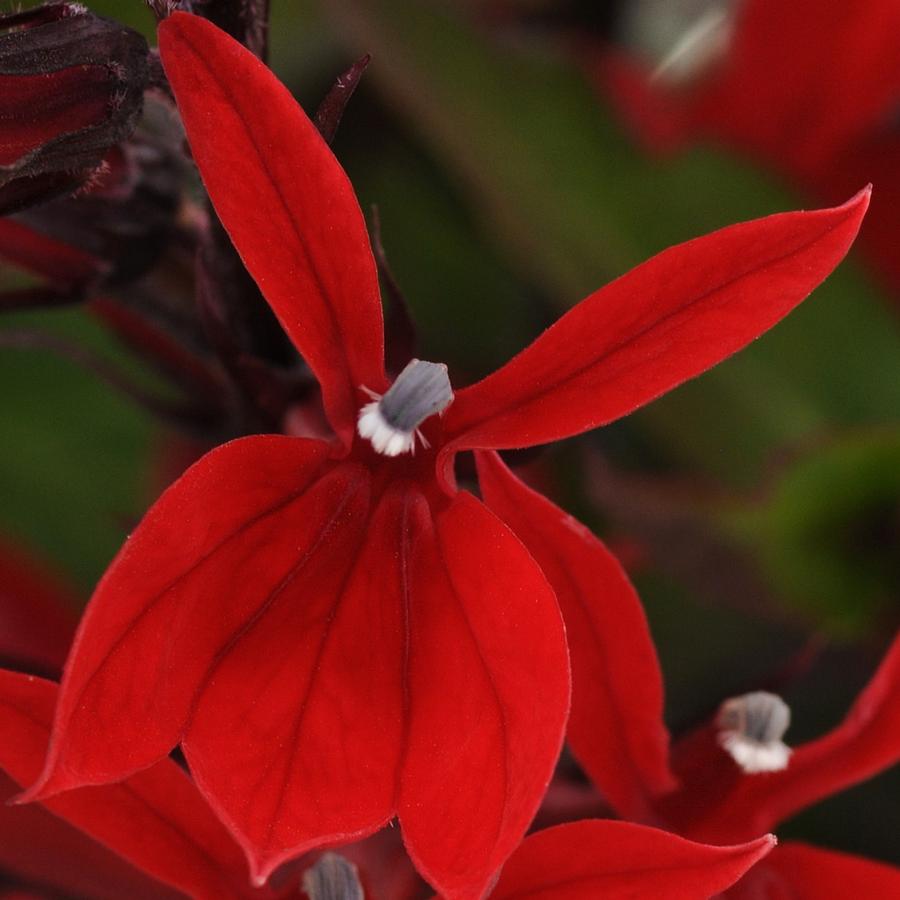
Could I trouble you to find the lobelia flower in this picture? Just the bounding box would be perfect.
[0,668,781,900]
[591,0,900,306]
[0,558,777,900]
[19,11,870,898]
[477,448,900,898]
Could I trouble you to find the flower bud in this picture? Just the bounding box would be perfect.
[0,2,150,212]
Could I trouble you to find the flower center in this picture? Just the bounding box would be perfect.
[716,691,792,773]
[357,358,454,456]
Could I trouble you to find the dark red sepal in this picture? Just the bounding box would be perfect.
[0,5,149,212]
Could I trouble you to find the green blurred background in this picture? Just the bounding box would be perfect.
[2,0,897,867]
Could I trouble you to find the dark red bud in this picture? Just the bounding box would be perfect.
[0,2,150,212]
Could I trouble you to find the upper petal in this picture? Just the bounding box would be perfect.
[443,191,869,452]
[399,492,570,899]
[158,12,385,443]
[475,451,675,821]
[727,842,900,900]
[668,630,900,843]
[23,435,333,800]
[490,820,775,900]
[0,670,258,900]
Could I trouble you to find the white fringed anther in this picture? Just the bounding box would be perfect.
[717,691,792,774]
[357,358,454,456]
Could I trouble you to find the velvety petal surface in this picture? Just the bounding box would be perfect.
[443,192,869,453]
[728,843,900,899]
[159,12,385,442]
[475,451,674,820]
[670,631,900,843]
[24,435,338,799]
[490,820,775,899]
[399,492,570,899]
[0,670,260,899]
[184,480,407,883]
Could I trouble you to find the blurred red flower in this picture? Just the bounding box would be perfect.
[479,449,900,899]
[594,0,900,306]
[20,11,869,898]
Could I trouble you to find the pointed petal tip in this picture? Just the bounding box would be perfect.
[846,183,872,214]
[9,771,58,806]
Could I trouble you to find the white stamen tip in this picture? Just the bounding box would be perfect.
[357,402,415,457]
[717,691,792,774]
[357,358,453,456]
[719,732,792,774]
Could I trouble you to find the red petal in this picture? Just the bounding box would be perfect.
[183,479,407,883]
[443,191,869,453]
[23,435,334,799]
[0,772,182,900]
[400,493,570,899]
[475,451,675,820]
[490,820,775,899]
[158,12,385,443]
[728,842,900,899]
[0,536,78,675]
[672,631,900,842]
[0,670,258,899]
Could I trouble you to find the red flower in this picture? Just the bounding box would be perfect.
[593,0,900,304]
[20,11,869,898]
[477,452,900,897]
[0,668,780,900]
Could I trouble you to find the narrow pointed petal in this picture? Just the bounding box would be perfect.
[159,12,385,442]
[0,670,258,899]
[490,820,775,899]
[184,482,409,884]
[730,843,900,899]
[400,493,570,899]
[673,631,900,842]
[476,451,675,820]
[444,191,869,452]
[23,435,337,800]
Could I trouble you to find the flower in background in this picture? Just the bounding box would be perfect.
[592,0,900,307]
[19,11,869,898]
[478,449,900,898]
